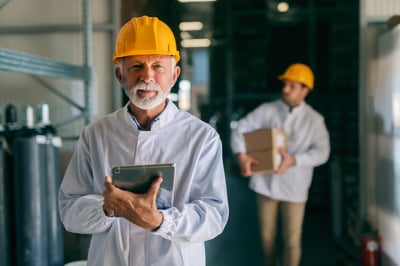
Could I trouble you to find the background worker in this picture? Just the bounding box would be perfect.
[230,63,330,266]
[59,16,229,266]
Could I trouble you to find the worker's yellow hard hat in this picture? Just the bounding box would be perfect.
[278,63,314,89]
[112,16,180,64]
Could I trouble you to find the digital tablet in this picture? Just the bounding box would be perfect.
[111,163,175,194]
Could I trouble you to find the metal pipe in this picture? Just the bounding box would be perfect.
[111,0,122,109]
[54,113,86,128]
[0,48,89,80]
[0,0,11,9]
[0,23,114,35]
[30,75,85,112]
[82,0,93,124]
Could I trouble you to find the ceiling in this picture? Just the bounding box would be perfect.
[125,0,359,49]
[176,1,215,45]
[120,0,215,48]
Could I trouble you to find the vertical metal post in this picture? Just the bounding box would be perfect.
[82,0,93,124]
[111,0,122,109]
[225,0,234,154]
[308,0,316,70]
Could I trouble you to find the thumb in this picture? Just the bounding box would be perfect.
[147,176,163,198]
[104,176,114,191]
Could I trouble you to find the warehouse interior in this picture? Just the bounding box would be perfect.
[1,0,400,265]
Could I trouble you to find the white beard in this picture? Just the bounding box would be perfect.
[125,82,170,110]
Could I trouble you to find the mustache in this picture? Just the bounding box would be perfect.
[134,82,161,92]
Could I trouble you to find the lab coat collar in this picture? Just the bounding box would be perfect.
[278,99,306,114]
[122,99,179,131]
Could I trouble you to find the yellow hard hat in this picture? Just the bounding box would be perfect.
[278,63,314,89]
[112,16,180,64]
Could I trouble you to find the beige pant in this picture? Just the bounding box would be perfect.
[257,194,306,266]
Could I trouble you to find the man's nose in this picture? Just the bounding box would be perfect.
[140,66,155,83]
[282,84,290,93]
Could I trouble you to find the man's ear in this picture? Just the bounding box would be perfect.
[172,66,181,84]
[115,67,122,83]
[302,87,310,97]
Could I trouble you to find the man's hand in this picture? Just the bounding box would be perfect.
[103,176,163,231]
[276,148,296,175]
[236,152,260,177]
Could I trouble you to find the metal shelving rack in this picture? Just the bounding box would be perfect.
[0,0,94,129]
[0,2,97,263]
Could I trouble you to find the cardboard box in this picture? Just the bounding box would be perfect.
[244,128,286,174]
[247,150,282,174]
[244,128,286,152]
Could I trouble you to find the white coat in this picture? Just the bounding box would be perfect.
[230,99,330,202]
[59,100,229,266]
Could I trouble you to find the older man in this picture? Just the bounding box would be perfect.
[59,16,229,266]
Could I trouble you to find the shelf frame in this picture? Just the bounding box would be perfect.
[0,0,93,128]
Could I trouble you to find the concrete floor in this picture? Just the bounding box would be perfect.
[205,171,337,266]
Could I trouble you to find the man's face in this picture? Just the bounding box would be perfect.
[116,55,180,110]
[281,79,309,107]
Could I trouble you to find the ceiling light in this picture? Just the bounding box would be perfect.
[178,0,216,3]
[179,21,203,31]
[277,1,290,12]
[181,38,211,48]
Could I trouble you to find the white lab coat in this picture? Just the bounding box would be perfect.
[59,100,229,266]
[230,99,330,202]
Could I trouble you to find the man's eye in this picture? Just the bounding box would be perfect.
[129,65,142,70]
[154,64,166,72]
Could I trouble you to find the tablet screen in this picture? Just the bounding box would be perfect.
[111,163,175,194]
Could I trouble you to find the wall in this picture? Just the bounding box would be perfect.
[360,0,400,265]
[374,25,400,265]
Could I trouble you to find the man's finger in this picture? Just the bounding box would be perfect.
[104,175,112,183]
[104,176,114,191]
[103,206,115,217]
[147,176,163,197]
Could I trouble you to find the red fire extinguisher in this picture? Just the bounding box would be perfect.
[361,232,381,266]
